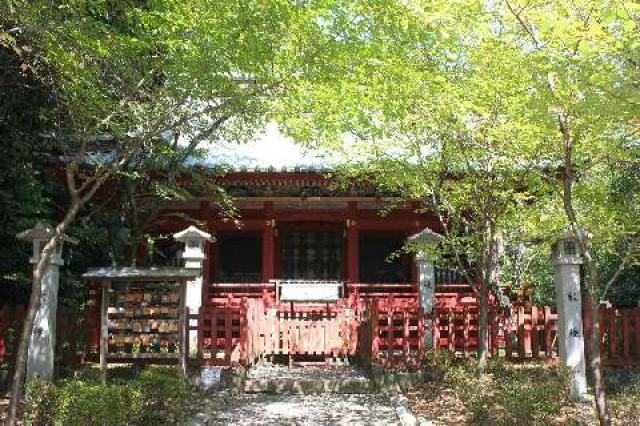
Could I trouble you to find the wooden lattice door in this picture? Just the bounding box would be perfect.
[279,225,343,280]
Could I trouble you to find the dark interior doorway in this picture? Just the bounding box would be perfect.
[359,233,410,283]
[216,234,262,283]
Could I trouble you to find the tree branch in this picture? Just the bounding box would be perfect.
[600,235,640,300]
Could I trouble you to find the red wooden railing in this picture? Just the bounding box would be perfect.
[197,285,640,368]
[248,300,357,362]
[432,303,559,361]
[208,282,419,305]
[346,283,418,299]
[362,297,425,368]
[199,299,357,366]
[591,303,640,367]
[0,304,86,367]
[208,283,276,305]
[199,301,246,365]
[504,304,558,360]
[3,290,638,370]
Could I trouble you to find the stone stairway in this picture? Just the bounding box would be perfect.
[242,364,377,394]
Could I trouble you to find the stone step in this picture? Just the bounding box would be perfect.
[242,364,377,394]
[243,376,377,394]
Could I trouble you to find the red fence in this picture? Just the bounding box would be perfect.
[199,301,246,365]
[594,304,640,367]
[0,304,24,364]
[0,304,86,368]
[432,303,559,361]
[196,293,640,369]
[3,295,639,370]
[359,297,425,368]
[248,301,357,363]
[200,299,357,366]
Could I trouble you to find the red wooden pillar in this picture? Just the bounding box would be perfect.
[262,201,275,283]
[134,235,147,265]
[202,202,214,306]
[410,215,421,283]
[86,283,100,354]
[346,202,359,283]
[0,305,7,363]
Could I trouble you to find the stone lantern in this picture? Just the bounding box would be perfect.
[17,222,77,379]
[173,225,213,355]
[552,230,588,400]
[408,227,444,348]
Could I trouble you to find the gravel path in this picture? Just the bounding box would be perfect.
[189,391,400,426]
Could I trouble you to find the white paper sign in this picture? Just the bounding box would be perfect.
[279,282,341,301]
[200,367,222,390]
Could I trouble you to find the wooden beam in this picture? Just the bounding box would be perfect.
[179,281,187,377]
[203,202,214,306]
[100,280,110,384]
[346,202,359,283]
[209,219,267,231]
[262,202,275,282]
[357,219,423,231]
[273,211,348,222]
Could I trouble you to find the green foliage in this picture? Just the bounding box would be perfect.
[276,0,640,305]
[501,244,556,306]
[606,371,640,425]
[24,366,188,425]
[596,252,640,307]
[421,349,457,380]
[0,44,54,302]
[446,361,571,425]
[130,367,189,424]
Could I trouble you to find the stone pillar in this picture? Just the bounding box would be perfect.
[408,227,444,349]
[17,222,76,379]
[552,233,588,400]
[415,253,436,347]
[173,225,213,356]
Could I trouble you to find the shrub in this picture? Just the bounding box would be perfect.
[24,366,188,425]
[129,366,189,424]
[447,361,571,425]
[607,371,640,425]
[422,349,456,380]
[24,378,59,425]
[54,380,143,426]
[447,360,494,421]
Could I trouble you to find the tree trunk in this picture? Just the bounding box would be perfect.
[557,113,611,425]
[477,218,494,373]
[477,283,489,372]
[6,201,82,426]
[6,264,44,425]
[584,262,611,426]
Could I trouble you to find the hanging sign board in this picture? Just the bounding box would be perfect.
[278,281,342,302]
